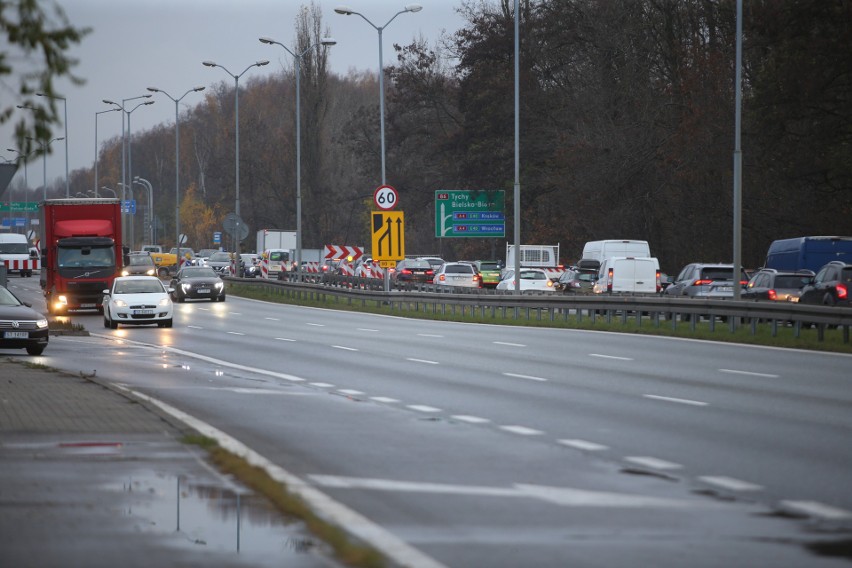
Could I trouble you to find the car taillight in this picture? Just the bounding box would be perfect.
[768,289,777,301]
[402,269,412,275]
[439,274,445,281]
[693,279,713,286]
[426,270,434,276]
[656,270,661,293]
[607,268,614,292]
[473,274,481,282]
[739,280,749,286]
[838,284,848,300]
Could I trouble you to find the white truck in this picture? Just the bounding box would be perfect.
[0,233,36,277]
[505,244,560,270]
[593,256,661,294]
[581,240,651,263]
[256,229,296,254]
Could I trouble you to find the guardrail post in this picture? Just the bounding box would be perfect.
[844,325,849,344]
[771,319,778,337]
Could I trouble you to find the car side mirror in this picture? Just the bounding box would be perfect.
[102,289,110,295]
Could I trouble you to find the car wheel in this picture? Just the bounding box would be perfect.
[106,309,118,329]
[158,319,173,328]
[26,345,45,355]
[103,315,110,328]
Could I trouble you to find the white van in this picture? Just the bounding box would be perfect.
[582,240,651,263]
[593,256,661,294]
[0,233,35,277]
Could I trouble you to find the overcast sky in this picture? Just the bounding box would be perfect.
[3,0,470,193]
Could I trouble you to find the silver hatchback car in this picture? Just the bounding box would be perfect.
[664,263,749,298]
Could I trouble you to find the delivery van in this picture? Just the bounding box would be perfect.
[582,240,651,263]
[0,233,35,277]
[593,256,661,294]
[765,236,852,273]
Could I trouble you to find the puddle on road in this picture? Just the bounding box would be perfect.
[108,471,324,565]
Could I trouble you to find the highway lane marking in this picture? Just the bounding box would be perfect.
[227,331,245,336]
[417,333,443,338]
[624,457,683,470]
[275,337,296,342]
[229,312,242,315]
[558,439,609,451]
[698,476,763,492]
[643,394,708,407]
[718,368,779,378]
[265,317,280,321]
[114,390,448,568]
[589,353,633,361]
[332,345,359,351]
[358,328,379,332]
[187,325,204,329]
[500,425,544,436]
[310,382,335,388]
[306,322,326,327]
[407,405,442,413]
[493,341,526,347]
[370,396,400,403]
[308,475,710,509]
[338,389,365,396]
[451,415,491,424]
[406,358,439,365]
[503,372,547,382]
[209,387,309,395]
[781,501,852,520]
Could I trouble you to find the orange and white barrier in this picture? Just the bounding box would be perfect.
[2,259,40,271]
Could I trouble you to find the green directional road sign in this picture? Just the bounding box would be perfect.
[0,202,39,213]
[435,190,505,238]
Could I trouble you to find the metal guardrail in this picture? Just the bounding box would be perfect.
[229,274,852,343]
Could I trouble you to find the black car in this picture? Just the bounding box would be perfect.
[169,267,226,303]
[799,261,852,307]
[743,268,814,302]
[392,259,435,284]
[0,285,49,355]
[555,267,597,293]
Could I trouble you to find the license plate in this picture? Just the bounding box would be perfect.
[81,303,96,308]
[197,288,210,294]
[715,286,732,293]
[133,309,153,315]
[4,331,29,339]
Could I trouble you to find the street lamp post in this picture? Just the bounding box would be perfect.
[6,148,30,233]
[36,93,69,197]
[146,86,205,251]
[259,35,335,278]
[134,176,154,245]
[203,59,269,272]
[334,4,421,186]
[26,136,64,201]
[100,186,117,198]
[94,107,120,196]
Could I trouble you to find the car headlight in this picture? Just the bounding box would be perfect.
[159,297,171,306]
[121,269,130,276]
[146,269,155,276]
[215,282,224,290]
[36,318,48,329]
[114,299,128,307]
[182,283,192,291]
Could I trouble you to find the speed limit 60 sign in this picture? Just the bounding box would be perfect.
[373,185,399,210]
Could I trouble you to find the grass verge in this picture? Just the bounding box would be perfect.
[183,434,385,567]
[227,283,852,354]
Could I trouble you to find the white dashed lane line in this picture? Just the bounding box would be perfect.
[503,372,547,382]
[264,317,280,321]
[227,331,245,336]
[370,397,400,403]
[306,323,325,327]
[500,425,544,436]
[406,358,439,365]
[588,353,633,361]
[718,368,779,378]
[558,439,609,451]
[275,337,296,342]
[358,328,379,332]
[407,405,442,413]
[417,334,443,338]
[625,456,683,470]
[493,341,525,347]
[338,389,364,396]
[781,500,852,520]
[310,382,335,388]
[332,345,358,351]
[643,394,708,407]
[698,476,763,492]
[451,415,491,424]
[187,325,203,329]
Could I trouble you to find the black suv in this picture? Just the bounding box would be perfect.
[798,261,852,307]
[743,268,814,302]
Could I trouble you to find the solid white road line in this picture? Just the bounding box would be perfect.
[116,388,447,568]
[406,358,439,365]
[493,341,526,347]
[589,353,633,361]
[500,425,544,436]
[643,394,708,407]
[332,345,358,351]
[718,368,779,378]
[451,415,491,424]
[781,500,852,520]
[503,372,547,382]
[407,405,442,413]
[370,397,400,403]
[698,476,763,491]
[558,439,609,451]
[624,456,683,470]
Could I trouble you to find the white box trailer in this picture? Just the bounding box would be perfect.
[256,229,296,254]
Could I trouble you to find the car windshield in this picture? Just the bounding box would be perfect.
[209,252,230,261]
[269,251,289,262]
[520,271,546,280]
[775,275,812,288]
[58,246,115,268]
[577,272,596,282]
[0,286,23,306]
[113,280,164,294]
[478,262,500,271]
[699,268,734,280]
[128,255,154,266]
[445,264,473,274]
[404,260,432,269]
[182,268,218,278]
[0,242,29,254]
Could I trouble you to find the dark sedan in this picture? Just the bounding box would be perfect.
[169,267,226,303]
[392,259,435,285]
[0,285,49,355]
